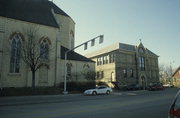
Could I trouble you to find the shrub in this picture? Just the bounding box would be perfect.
[0,87,62,96]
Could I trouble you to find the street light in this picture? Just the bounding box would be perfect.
[63,35,104,94]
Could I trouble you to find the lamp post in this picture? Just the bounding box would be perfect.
[63,35,104,94]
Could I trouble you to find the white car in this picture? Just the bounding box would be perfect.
[84,86,113,95]
[163,84,174,88]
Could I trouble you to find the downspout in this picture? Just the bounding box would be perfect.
[54,30,61,87]
[0,19,5,88]
[51,8,59,87]
[0,34,4,88]
[54,36,58,86]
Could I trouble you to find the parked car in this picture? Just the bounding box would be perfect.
[147,83,164,91]
[169,90,180,118]
[163,84,174,88]
[127,84,142,90]
[84,86,113,95]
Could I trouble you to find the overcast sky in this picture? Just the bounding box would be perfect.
[54,0,180,69]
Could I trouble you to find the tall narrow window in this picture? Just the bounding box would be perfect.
[96,71,104,79]
[97,57,100,65]
[109,53,115,63]
[130,69,134,77]
[10,34,22,73]
[97,56,103,65]
[97,57,102,66]
[103,55,108,64]
[97,72,100,79]
[101,71,104,78]
[40,39,49,60]
[139,56,145,71]
[123,69,127,78]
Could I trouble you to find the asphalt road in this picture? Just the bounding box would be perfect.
[0,88,179,118]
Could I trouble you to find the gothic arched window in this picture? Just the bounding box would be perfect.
[10,33,22,73]
[40,39,49,60]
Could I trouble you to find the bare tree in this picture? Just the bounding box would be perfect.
[159,63,174,85]
[20,27,50,90]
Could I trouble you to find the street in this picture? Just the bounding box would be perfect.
[0,88,179,118]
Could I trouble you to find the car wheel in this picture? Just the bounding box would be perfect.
[106,90,110,95]
[92,91,97,95]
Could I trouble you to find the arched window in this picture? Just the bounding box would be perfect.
[40,39,49,60]
[10,33,22,73]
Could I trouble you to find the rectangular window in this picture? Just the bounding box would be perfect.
[84,43,88,50]
[97,58,100,65]
[130,69,134,77]
[100,57,103,65]
[97,57,103,66]
[109,53,115,63]
[123,69,127,78]
[97,72,100,78]
[101,71,104,78]
[96,71,104,79]
[103,55,109,64]
[91,39,95,46]
[139,56,145,71]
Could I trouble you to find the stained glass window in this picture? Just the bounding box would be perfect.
[40,40,49,60]
[10,34,22,73]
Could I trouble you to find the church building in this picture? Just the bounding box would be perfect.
[0,0,95,88]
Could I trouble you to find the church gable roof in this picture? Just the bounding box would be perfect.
[61,46,95,63]
[0,0,69,28]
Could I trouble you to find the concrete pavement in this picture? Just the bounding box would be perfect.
[1,88,178,118]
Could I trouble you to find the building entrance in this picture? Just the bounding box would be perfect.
[141,76,146,89]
